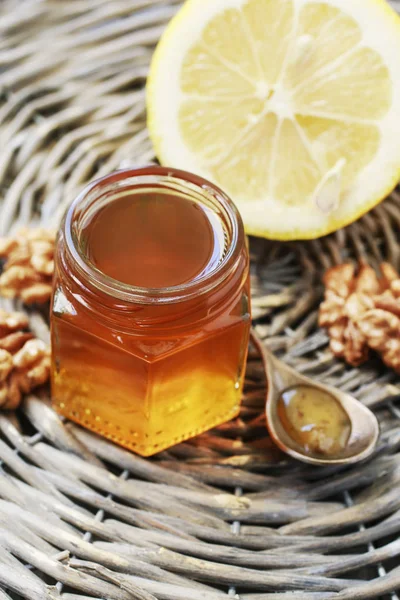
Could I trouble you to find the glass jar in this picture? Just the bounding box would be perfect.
[51,166,251,456]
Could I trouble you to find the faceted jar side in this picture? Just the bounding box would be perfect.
[145,280,251,454]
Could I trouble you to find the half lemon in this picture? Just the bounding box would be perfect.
[147,0,400,240]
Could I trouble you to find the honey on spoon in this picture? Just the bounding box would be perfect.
[252,332,379,466]
[278,385,351,458]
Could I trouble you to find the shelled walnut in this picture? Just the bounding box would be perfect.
[358,309,400,373]
[319,263,378,366]
[0,309,50,410]
[319,261,400,373]
[0,227,55,304]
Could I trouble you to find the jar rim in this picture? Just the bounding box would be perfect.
[63,166,246,304]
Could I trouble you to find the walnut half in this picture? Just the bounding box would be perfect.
[0,228,55,304]
[319,263,379,367]
[0,309,50,410]
[319,261,400,373]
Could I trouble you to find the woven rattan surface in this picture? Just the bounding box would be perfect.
[1,1,400,598]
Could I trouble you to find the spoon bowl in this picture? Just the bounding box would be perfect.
[252,332,380,466]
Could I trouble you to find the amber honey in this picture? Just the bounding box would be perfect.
[278,385,351,457]
[83,192,224,288]
[51,167,250,456]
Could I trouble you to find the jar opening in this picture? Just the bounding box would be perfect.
[63,167,245,304]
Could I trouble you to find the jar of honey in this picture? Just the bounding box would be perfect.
[51,167,251,456]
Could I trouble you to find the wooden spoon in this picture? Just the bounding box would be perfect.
[252,331,380,466]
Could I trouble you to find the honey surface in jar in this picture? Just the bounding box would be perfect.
[277,385,351,457]
[83,192,223,288]
[51,168,250,456]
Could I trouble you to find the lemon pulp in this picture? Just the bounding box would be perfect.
[148,0,400,240]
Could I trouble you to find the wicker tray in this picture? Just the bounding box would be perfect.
[1,1,400,599]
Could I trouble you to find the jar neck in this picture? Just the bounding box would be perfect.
[56,237,248,333]
[61,166,246,309]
